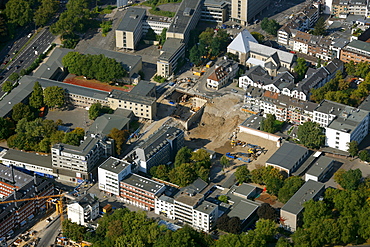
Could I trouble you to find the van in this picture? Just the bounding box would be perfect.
[27,33,32,38]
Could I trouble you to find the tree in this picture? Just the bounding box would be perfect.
[150,164,170,180]
[88,103,102,120]
[257,203,278,221]
[29,81,44,109]
[278,176,304,203]
[168,163,196,187]
[218,195,229,203]
[261,18,280,36]
[174,147,192,167]
[0,117,13,140]
[44,86,65,108]
[294,57,308,82]
[216,215,241,234]
[251,32,264,43]
[276,237,292,247]
[107,128,129,155]
[358,150,370,162]
[347,140,359,157]
[62,219,86,241]
[0,15,8,39]
[12,103,34,121]
[261,114,277,133]
[189,45,201,65]
[235,165,251,184]
[334,168,362,190]
[265,177,283,195]
[313,17,326,36]
[4,0,33,26]
[34,0,59,26]
[157,28,167,46]
[220,155,230,170]
[297,121,325,149]
[2,81,13,93]
[8,72,19,82]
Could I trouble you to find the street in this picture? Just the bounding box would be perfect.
[37,216,61,247]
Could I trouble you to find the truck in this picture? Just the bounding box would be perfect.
[102,204,113,214]
[193,71,204,76]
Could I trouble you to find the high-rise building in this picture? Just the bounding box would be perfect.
[231,0,270,25]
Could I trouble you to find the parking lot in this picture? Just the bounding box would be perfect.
[46,106,93,131]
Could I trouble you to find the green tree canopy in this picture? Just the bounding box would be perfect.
[88,103,102,120]
[9,72,20,82]
[0,117,14,140]
[358,150,370,162]
[4,0,33,26]
[334,168,362,190]
[220,155,230,170]
[2,81,13,93]
[235,165,251,184]
[261,114,277,133]
[261,18,280,36]
[34,0,59,26]
[107,128,129,155]
[278,176,304,203]
[218,195,229,203]
[294,57,308,82]
[29,81,44,109]
[251,32,265,43]
[313,17,326,36]
[174,146,192,167]
[44,86,65,108]
[150,164,170,181]
[12,103,34,122]
[297,121,325,149]
[257,203,278,221]
[347,140,359,157]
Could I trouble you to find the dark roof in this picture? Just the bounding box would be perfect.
[121,173,165,194]
[266,142,308,171]
[2,149,52,169]
[77,194,98,207]
[281,180,324,215]
[117,8,146,32]
[233,183,256,198]
[109,89,156,105]
[306,156,334,177]
[87,114,130,136]
[158,38,185,62]
[227,200,259,220]
[129,80,156,97]
[135,127,183,160]
[240,115,263,130]
[0,164,33,188]
[194,200,218,214]
[33,48,73,79]
[167,0,202,35]
[99,157,131,174]
[53,136,101,156]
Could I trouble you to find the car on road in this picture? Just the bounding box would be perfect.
[231,89,238,93]
[15,65,21,69]
[19,60,23,63]
[2,61,8,65]
[6,66,12,70]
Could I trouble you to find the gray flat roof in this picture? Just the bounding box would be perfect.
[306,156,333,177]
[240,115,263,130]
[266,142,308,171]
[109,89,156,105]
[233,183,256,197]
[159,38,185,61]
[346,39,370,53]
[175,192,204,207]
[53,136,100,156]
[117,7,146,32]
[121,173,164,194]
[83,47,142,72]
[136,126,183,159]
[0,76,35,118]
[281,180,324,215]
[129,80,156,96]
[99,157,130,174]
[195,200,217,214]
[2,149,52,169]
[87,114,130,136]
[19,75,109,101]
[167,0,202,35]
[228,200,259,220]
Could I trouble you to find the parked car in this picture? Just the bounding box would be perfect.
[231,89,238,93]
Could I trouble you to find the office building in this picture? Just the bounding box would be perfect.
[157,38,186,78]
[340,40,370,63]
[201,0,230,23]
[98,157,132,196]
[116,8,146,50]
[230,0,270,25]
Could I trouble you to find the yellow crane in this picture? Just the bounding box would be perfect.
[0,193,66,223]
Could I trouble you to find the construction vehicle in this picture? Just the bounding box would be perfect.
[192,71,204,76]
[102,204,113,214]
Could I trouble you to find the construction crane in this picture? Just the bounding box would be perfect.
[0,193,66,223]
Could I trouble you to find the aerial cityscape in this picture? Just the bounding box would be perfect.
[0,0,370,246]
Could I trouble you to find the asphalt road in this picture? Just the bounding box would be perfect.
[37,216,61,247]
[0,28,55,89]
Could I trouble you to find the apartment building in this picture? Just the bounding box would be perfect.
[293,31,311,54]
[206,59,239,90]
[340,39,370,63]
[67,194,99,226]
[201,0,230,23]
[166,0,202,43]
[98,157,132,196]
[313,100,369,151]
[281,180,325,232]
[116,8,146,50]
[51,134,114,182]
[157,38,186,78]
[120,173,165,210]
[230,0,270,25]
[0,166,54,238]
[331,0,368,17]
[126,126,184,173]
[266,142,310,176]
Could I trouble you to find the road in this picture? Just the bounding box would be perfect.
[37,216,61,247]
[0,28,55,89]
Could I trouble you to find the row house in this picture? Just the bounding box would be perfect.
[293,31,333,61]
